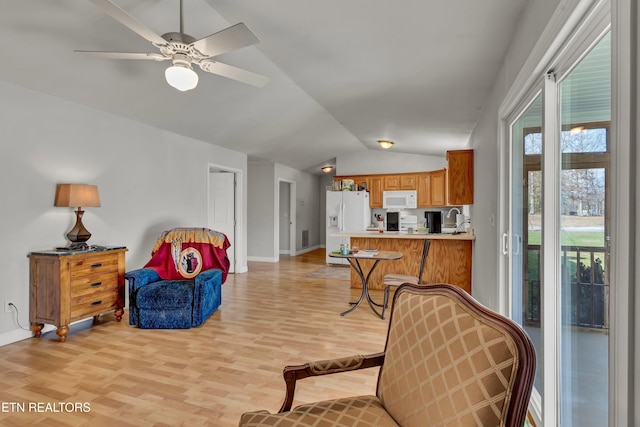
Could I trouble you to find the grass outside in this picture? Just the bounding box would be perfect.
[525,216,606,282]
[527,214,604,229]
[527,230,605,247]
[526,214,605,247]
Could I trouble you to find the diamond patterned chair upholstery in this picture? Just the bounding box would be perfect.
[239,284,536,427]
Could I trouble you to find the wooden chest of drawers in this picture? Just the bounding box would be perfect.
[29,247,127,342]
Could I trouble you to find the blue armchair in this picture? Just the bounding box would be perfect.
[125,268,222,329]
[125,227,230,329]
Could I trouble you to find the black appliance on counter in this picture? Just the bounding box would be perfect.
[386,211,400,231]
[425,211,442,233]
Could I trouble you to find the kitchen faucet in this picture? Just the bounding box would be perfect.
[446,207,461,218]
[446,208,466,232]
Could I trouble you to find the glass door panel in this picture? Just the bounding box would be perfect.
[510,93,542,393]
[558,32,610,427]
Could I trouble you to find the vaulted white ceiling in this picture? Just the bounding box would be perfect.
[1,0,527,173]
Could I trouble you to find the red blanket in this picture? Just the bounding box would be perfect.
[144,228,230,283]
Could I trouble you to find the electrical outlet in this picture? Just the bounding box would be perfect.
[4,301,14,314]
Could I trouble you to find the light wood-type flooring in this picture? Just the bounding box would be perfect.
[0,249,390,426]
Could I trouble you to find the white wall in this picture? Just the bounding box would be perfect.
[247,160,276,261]
[336,150,446,175]
[0,80,248,341]
[468,0,561,308]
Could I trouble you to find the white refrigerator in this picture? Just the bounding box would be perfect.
[326,191,371,265]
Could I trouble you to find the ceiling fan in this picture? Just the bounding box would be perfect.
[76,0,269,91]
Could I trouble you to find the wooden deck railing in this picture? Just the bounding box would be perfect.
[525,245,608,329]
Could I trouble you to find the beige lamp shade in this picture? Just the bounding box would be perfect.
[54,184,101,208]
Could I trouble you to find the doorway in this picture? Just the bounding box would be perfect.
[278,179,296,257]
[208,167,239,273]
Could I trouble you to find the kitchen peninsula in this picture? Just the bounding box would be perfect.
[330,231,475,294]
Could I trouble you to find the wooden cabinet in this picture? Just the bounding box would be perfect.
[430,169,447,206]
[29,247,127,342]
[417,170,446,207]
[400,174,417,189]
[383,174,417,190]
[333,151,473,208]
[383,175,400,190]
[366,176,383,207]
[446,149,474,205]
[349,236,473,293]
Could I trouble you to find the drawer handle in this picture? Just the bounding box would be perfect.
[90,282,102,287]
[91,263,103,268]
[91,300,102,306]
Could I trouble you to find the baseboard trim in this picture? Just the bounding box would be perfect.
[0,325,55,347]
[247,256,279,263]
[295,245,321,256]
[249,245,321,263]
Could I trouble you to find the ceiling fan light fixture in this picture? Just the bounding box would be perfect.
[378,139,394,149]
[165,62,199,91]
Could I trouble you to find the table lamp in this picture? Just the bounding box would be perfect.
[54,184,101,250]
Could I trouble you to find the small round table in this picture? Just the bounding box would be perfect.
[328,250,403,318]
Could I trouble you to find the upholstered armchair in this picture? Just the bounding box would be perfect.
[239,283,536,427]
[125,228,230,329]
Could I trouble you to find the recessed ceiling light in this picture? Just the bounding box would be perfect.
[570,125,585,135]
[378,140,394,149]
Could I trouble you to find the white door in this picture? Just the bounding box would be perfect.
[209,172,235,273]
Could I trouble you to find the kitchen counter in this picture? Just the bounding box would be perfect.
[330,230,475,240]
[329,230,474,293]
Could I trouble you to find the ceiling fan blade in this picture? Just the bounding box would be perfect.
[89,0,167,46]
[192,23,259,58]
[199,61,269,87]
[75,50,168,61]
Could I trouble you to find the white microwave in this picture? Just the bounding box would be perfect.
[383,190,417,209]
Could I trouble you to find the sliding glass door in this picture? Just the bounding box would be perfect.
[509,93,543,396]
[557,32,610,426]
[507,31,611,426]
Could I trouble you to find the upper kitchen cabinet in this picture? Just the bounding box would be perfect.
[417,170,446,207]
[383,174,417,190]
[446,150,474,205]
[333,150,472,208]
[366,176,383,207]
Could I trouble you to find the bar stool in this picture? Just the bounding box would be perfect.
[381,239,430,319]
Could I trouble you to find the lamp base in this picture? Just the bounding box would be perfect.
[66,208,92,244]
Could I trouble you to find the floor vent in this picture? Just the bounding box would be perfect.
[302,230,309,248]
